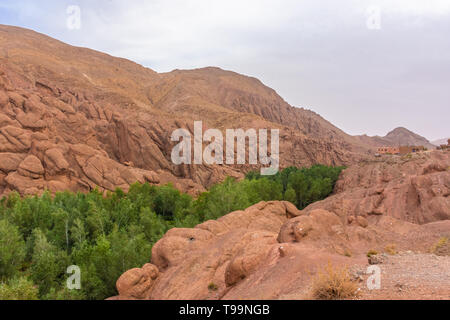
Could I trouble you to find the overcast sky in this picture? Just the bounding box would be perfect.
[0,0,449,140]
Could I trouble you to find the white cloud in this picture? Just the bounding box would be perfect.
[1,0,449,140]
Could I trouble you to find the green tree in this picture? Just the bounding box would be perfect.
[0,219,26,280]
[199,177,252,220]
[284,187,296,204]
[70,218,87,247]
[30,229,69,296]
[140,208,169,243]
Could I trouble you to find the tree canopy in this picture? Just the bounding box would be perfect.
[0,164,343,300]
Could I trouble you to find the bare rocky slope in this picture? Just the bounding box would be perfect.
[0,25,437,197]
[112,150,450,300]
[0,24,377,197]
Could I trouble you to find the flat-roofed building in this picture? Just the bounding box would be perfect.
[377,146,400,154]
[398,145,425,155]
[377,145,426,155]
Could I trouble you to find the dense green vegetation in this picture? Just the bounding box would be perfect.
[0,164,343,300]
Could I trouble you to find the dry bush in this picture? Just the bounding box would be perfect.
[310,262,359,300]
[384,244,397,255]
[366,249,378,257]
[431,237,449,256]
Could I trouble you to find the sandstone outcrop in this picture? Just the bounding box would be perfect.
[303,151,450,224]
[115,263,159,299]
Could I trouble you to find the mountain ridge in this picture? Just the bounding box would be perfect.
[355,126,435,149]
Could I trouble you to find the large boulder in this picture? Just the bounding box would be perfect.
[44,148,69,174]
[0,126,32,153]
[277,209,342,243]
[17,155,44,178]
[137,201,293,300]
[0,153,26,172]
[116,264,159,299]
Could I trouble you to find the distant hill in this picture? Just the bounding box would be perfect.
[431,138,450,146]
[355,127,436,149]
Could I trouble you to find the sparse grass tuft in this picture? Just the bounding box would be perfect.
[343,249,352,257]
[384,244,397,255]
[366,249,378,257]
[431,237,449,256]
[310,262,359,300]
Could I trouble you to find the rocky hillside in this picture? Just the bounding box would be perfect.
[356,127,436,149]
[0,24,372,197]
[111,150,450,300]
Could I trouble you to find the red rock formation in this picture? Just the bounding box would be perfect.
[304,151,450,224]
[115,264,159,300]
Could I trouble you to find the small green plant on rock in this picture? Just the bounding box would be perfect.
[366,249,378,258]
[208,282,218,291]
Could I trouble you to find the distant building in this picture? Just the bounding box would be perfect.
[399,145,425,154]
[377,145,425,155]
[377,146,400,155]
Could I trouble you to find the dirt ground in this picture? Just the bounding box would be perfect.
[352,252,450,300]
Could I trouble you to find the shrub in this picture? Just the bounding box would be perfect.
[208,282,218,291]
[384,244,397,255]
[310,262,358,300]
[43,287,86,300]
[431,237,449,256]
[343,249,352,257]
[0,277,38,300]
[366,249,378,257]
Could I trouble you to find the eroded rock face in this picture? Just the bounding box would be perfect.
[303,151,450,224]
[0,25,369,197]
[143,201,295,300]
